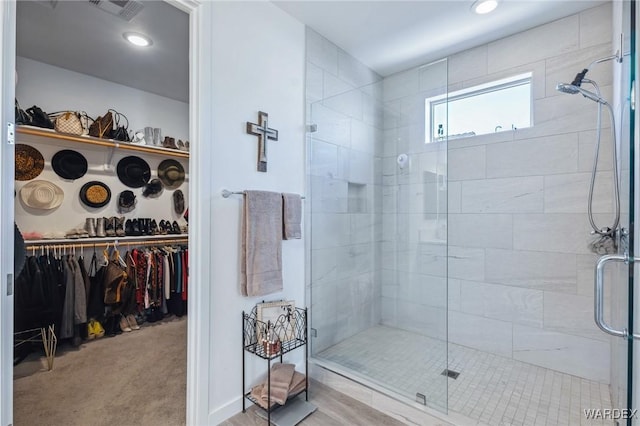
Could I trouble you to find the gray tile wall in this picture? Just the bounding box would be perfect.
[306,28,384,352]
[443,4,613,382]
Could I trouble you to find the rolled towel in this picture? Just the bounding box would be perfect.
[282,193,302,240]
[261,363,295,405]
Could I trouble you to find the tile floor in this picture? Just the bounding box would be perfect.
[316,326,615,426]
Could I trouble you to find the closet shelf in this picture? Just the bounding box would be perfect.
[16,126,190,159]
[25,234,188,247]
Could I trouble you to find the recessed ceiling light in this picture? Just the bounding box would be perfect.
[472,0,498,14]
[123,32,152,47]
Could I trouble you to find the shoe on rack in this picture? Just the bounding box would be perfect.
[104,217,116,237]
[149,219,158,236]
[131,219,142,236]
[171,221,181,235]
[125,219,133,236]
[115,216,125,237]
[96,217,106,238]
[119,315,132,332]
[176,139,186,150]
[85,218,97,238]
[126,314,140,330]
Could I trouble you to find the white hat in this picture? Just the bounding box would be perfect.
[20,180,64,210]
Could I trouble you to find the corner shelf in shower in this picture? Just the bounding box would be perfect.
[242,306,309,424]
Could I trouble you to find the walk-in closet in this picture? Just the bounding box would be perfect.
[12,2,190,424]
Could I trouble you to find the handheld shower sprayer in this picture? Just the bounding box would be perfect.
[555,52,621,244]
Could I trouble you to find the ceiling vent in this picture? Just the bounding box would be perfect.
[88,0,144,22]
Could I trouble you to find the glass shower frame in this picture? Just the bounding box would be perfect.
[308,59,450,413]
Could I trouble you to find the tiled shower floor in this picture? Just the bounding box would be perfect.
[316,326,614,426]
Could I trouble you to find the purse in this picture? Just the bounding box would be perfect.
[15,99,32,125]
[109,109,131,142]
[88,111,113,139]
[50,111,84,135]
[25,105,54,129]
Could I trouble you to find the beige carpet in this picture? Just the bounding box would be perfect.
[14,316,187,426]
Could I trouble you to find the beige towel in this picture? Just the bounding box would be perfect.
[250,370,307,409]
[241,190,283,297]
[289,371,306,395]
[282,193,302,240]
[261,363,295,405]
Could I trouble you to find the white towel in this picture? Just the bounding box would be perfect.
[282,193,302,240]
[241,190,283,297]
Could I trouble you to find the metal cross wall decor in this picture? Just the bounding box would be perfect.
[246,111,278,172]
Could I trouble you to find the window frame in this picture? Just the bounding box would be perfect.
[425,72,533,143]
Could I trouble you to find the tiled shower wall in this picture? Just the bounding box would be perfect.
[380,3,615,383]
[306,28,384,352]
[444,4,614,383]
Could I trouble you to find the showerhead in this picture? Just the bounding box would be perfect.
[555,83,608,105]
[556,83,580,95]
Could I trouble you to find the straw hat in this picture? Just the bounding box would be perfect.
[15,144,44,181]
[79,181,111,208]
[20,180,64,210]
[157,159,185,189]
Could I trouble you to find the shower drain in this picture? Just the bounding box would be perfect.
[441,369,460,379]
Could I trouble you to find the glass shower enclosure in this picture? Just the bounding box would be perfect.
[308,59,449,412]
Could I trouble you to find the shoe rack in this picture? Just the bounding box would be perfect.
[17,125,190,159]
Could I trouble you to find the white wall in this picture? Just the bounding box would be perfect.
[16,56,188,140]
[208,2,305,424]
[14,56,189,235]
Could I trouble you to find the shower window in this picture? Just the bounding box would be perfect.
[426,72,532,142]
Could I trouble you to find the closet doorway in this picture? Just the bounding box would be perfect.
[0,0,209,424]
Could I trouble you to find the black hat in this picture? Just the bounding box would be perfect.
[142,178,164,198]
[157,159,185,189]
[51,149,88,180]
[116,156,151,188]
[118,190,136,213]
[79,181,111,208]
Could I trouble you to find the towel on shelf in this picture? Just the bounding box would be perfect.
[241,190,283,297]
[282,193,302,240]
[260,362,296,405]
[250,365,306,409]
[289,371,306,395]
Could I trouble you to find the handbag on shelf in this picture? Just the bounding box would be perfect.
[49,111,84,135]
[15,99,32,125]
[109,109,131,142]
[88,110,113,139]
[25,105,54,129]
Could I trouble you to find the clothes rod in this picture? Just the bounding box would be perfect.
[221,189,305,199]
[25,237,189,249]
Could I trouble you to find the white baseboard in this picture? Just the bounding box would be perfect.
[208,397,243,425]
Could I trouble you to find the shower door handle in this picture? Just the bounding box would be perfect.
[594,254,629,338]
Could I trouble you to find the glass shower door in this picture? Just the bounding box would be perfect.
[308,58,449,413]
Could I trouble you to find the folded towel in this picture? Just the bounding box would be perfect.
[250,370,307,409]
[241,191,283,297]
[289,371,306,395]
[261,363,295,405]
[250,384,270,409]
[282,193,302,240]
